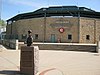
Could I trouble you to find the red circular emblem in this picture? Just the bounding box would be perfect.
[59,28,64,33]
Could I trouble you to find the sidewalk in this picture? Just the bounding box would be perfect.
[0,45,21,75]
[38,50,100,75]
[0,45,100,75]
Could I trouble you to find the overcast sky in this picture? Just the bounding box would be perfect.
[1,0,100,20]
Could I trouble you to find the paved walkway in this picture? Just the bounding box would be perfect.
[0,45,100,75]
[38,50,100,75]
[0,45,21,75]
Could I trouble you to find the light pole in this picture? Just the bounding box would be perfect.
[0,0,2,21]
[78,7,80,43]
[0,0,2,39]
[43,8,46,43]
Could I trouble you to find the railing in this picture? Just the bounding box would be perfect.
[0,39,18,50]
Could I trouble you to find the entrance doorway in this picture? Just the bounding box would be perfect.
[51,34,55,43]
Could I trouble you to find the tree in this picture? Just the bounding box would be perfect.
[0,20,6,27]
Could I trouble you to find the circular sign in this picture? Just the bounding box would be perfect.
[59,28,64,33]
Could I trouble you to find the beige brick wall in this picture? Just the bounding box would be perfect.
[6,21,19,39]
[7,17,79,42]
[96,19,100,42]
[17,18,44,41]
[12,22,17,34]
[79,18,100,44]
[6,24,11,35]
[80,18,95,43]
[45,17,79,43]
[6,17,100,43]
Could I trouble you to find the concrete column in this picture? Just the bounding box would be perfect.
[20,46,39,75]
[34,46,39,74]
[97,41,100,53]
[15,40,18,50]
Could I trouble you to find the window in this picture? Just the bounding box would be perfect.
[22,34,27,39]
[15,34,18,39]
[35,34,38,39]
[68,34,72,40]
[86,35,90,40]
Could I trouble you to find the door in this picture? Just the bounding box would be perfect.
[51,34,55,43]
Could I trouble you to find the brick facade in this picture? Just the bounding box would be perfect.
[6,17,100,44]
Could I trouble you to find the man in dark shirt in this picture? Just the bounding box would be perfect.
[27,30,33,46]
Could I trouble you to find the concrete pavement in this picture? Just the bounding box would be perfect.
[0,45,100,75]
[0,45,20,75]
[38,50,100,75]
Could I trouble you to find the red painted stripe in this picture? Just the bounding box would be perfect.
[39,68,56,75]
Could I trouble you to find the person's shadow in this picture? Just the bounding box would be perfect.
[0,70,24,75]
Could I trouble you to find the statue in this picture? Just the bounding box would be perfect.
[26,30,33,46]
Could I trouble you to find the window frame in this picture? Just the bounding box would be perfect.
[35,34,38,39]
[86,35,90,40]
[68,34,72,40]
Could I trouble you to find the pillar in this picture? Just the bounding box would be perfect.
[20,46,39,75]
[97,41,100,53]
[15,40,18,50]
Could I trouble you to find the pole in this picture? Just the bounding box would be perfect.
[94,19,96,43]
[0,0,2,39]
[43,8,46,43]
[78,6,80,43]
[0,0,2,21]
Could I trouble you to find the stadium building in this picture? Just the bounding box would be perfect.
[6,6,100,43]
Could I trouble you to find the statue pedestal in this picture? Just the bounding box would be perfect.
[20,46,39,75]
